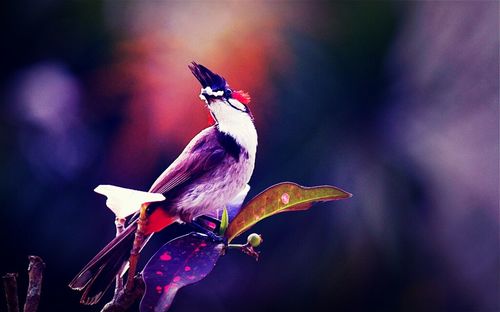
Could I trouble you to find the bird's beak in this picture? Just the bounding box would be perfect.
[189,62,227,91]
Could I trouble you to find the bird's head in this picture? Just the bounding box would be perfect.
[189,62,253,122]
[189,62,257,154]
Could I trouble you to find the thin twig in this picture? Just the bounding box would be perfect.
[125,204,148,291]
[115,218,126,235]
[2,273,19,312]
[113,218,126,299]
[227,244,260,261]
[24,255,45,312]
[101,274,145,312]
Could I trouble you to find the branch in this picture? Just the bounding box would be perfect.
[102,207,148,311]
[24,255,45,312]
[125,204,148,291]
[101,274,145,312]
[113,218,126,299]
[2,273,19,312]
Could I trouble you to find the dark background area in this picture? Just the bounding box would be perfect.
[0,1,498,311]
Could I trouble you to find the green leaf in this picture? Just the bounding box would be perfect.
[219,207,229,236]
[224,182,352,243]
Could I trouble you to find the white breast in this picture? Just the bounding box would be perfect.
[209,100,258,158]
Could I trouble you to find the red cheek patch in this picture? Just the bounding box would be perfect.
[232,90,251,104]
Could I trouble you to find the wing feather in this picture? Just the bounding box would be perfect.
[148,127,225,196]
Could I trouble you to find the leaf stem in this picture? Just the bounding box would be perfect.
[226,243,260,261]
[227,244,246,249]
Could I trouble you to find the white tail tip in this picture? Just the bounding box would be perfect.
[94,185,165,218]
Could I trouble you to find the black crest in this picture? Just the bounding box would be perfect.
[189,62,228,92]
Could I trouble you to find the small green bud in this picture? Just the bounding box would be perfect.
[247,233,263,247]
[219,207,229,236]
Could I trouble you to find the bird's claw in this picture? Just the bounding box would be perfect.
[188,219,225,244]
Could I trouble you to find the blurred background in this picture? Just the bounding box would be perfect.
[1,1,498,311]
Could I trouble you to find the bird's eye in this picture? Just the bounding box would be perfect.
[224,89,232,98]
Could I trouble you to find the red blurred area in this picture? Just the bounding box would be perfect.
[94,1,313,179]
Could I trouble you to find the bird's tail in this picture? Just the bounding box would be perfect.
[69,220,138,305]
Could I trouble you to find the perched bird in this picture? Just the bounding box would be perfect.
[69,62,257,304]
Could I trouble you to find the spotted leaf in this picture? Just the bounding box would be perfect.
[140,233,224,312]
[225,182,352,243]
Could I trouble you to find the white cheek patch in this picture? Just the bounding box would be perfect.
[202,86,213,94]
[200,87,224,99]
[228,98,246,111]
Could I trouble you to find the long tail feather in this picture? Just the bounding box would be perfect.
[69,221,137,305]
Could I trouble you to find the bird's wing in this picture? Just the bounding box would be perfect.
[148,127,226,196]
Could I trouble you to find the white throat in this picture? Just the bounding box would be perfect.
[210,101,257,157]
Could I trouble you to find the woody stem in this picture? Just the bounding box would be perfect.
[125,204,148,291]
[112,218,126,298]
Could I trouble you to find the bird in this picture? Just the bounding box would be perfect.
[69,62,258,305]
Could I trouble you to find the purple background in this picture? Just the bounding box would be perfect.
[1,1,498,311]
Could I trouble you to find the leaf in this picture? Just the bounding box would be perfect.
[140,233,224,312]
[225,182,352,243]
[219,208,229,236]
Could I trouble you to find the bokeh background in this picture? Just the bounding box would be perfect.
[1,1,498,311]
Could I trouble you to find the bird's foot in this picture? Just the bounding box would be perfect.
[188,218,225,243]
